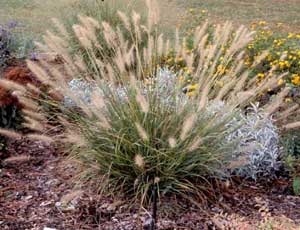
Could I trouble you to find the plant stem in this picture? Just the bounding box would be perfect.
[150,183,157,230]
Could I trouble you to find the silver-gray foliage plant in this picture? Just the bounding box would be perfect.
[207,101,280,179]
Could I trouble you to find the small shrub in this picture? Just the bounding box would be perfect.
[0,64,40,154]
[282,130,300,195]
[0,22,34,75]
[206,102,280,179]
[0,25,13,73]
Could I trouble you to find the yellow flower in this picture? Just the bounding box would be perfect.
[257,73,265,78]
[292,74,300,85]
[258,21,267,26]
[288,33,295,39]
[189,84,199,90]
[216,80,224,88]
[244,60,251,66]
[217,65,226,75]
[279,61,285,69]
[277,79,284,86]
[186,49,192,55]
[285,98,292,103]
[186,69,192,74]
[285,60,291,68]
[186,91,196,97]
[189,8,194,13]
[166,58,173,63]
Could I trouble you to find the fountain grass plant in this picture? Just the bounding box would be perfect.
[1,0,300,205]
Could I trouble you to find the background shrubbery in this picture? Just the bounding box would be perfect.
[0,22,34,74]
[0,22,35,154]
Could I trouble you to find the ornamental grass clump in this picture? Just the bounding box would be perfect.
[4,0,300,204]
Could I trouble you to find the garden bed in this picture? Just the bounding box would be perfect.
[1,1,300,229]
[1,138,300,230]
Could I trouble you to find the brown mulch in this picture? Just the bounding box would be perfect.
[1,138,300,230]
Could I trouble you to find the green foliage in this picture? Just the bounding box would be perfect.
[293,177,300,196]
[0,104,22,151]
[283,131,300,195]
[0,22,34,75]
[0,105,21,129]
[283,131,300,157]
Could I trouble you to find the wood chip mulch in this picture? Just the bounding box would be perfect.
[1,138,300,230]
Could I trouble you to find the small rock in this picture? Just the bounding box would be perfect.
[55,202,62,208]
[40,201,52,207]
[3,155,30,165]
[46,179,60,186]
[24,195,33,200]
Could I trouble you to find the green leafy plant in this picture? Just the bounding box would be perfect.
[283,131,300,195]
[0,104,22,151]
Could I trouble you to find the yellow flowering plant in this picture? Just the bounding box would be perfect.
[246,22,300,87]
[181,10,300,89]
